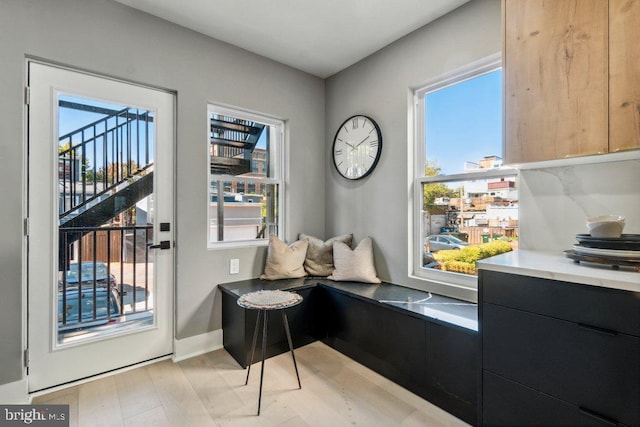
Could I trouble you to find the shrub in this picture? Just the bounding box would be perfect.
[478,240,512,258]
[440,260,477,275]
[433,240,513,275]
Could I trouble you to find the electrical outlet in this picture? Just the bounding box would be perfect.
[229,258,240,274]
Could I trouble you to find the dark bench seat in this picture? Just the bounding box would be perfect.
[219,278,479,425]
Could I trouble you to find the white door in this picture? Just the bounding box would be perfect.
[28,62,175,392]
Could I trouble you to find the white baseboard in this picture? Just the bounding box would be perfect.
[172,329,223,362]
[0,377,29,404]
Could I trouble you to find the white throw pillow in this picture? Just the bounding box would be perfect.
[260,235,309,280]
[328,236,381,284]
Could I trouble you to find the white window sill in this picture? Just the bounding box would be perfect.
[207,239,269,250]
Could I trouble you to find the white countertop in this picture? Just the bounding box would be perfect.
[477,250,640,293]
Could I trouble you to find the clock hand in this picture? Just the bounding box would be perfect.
[355,135,370,147]
[344,141,355,149]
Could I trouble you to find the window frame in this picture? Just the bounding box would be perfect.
[410,53,518,290]
[206,104,287,249]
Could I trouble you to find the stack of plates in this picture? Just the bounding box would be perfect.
[565,234,640,269]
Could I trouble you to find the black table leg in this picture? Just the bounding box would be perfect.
[257,310,268,415]
[282,311,301,389]
[245,309,262,385]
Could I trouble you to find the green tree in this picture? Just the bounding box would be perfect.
[422,160,455,212]
[58,141,70,153]
[59,141,95,182]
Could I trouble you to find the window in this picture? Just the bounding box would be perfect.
[412,55,518,289]
[207,105,285,247]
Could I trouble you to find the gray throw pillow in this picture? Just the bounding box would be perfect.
[299,233,353,276]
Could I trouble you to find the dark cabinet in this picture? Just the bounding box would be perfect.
[324,289,427,391]
[221,280,479,425]
[483,371,617,427]
[323,288,478,425]
[483,303,639,426]
[479,270,640,426]
[221,286,322,368]
[482,270,640,336]
[425,321,478,425]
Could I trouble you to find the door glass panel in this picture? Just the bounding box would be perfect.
[57,94,155,345]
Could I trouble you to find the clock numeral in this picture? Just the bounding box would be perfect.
[335,149,343,156]
[336,161,343,167]
[368,127,376,134]
[369,140,378,147]
[352,118,359,129]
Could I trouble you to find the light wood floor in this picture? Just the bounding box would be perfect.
[33,341,470,427]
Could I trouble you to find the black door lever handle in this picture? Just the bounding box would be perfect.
[147,240,171,250]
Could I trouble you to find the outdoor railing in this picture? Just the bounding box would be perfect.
[58,107,154,217]
[58,225,154,332]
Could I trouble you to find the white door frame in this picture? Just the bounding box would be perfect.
[26,60,176,393]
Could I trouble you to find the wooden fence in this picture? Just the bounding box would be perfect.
[458,226,518,246]
[80,230,123,263]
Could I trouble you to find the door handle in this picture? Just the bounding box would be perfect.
[147,241,171,250]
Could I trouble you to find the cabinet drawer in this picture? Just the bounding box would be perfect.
[480,270,640,336]
[483,303,640,426]
[483,371,620,426]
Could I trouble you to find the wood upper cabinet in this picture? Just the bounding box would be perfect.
[504,0,640,163]
[504,0,608,163]
[609,0,640,152]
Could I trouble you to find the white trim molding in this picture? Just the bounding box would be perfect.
[0,378,29,404]
[409,53,508,294]
[508,148,640,170]
[173,330,223,363]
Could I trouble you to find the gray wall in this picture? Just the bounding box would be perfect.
[325,0,501,301]
[0,0,325,386]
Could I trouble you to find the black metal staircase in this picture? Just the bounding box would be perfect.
[210,115,265,175]
[58,103,154,241]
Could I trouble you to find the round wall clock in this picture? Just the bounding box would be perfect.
[332,115,382,180]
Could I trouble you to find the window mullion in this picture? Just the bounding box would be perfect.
[216,179,224,242]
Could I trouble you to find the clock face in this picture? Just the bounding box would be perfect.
[332,115,382,180]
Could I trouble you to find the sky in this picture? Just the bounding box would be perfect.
[58,95,123,137]
[58,95,154,171]
[425,69,502,175]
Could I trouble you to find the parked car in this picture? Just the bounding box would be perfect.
[422,251,439,268]
[425,234,469,252]
[58,286,121,333]
[442,231,469,242]
[59,261,117,288]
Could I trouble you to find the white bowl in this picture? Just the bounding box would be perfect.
[586,215,625,238]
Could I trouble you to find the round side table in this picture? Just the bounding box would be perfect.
[237,289,303,415]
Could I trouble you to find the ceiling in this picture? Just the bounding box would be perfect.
[114,0,470,78]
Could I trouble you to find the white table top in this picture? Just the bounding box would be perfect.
[237,289,303,310]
